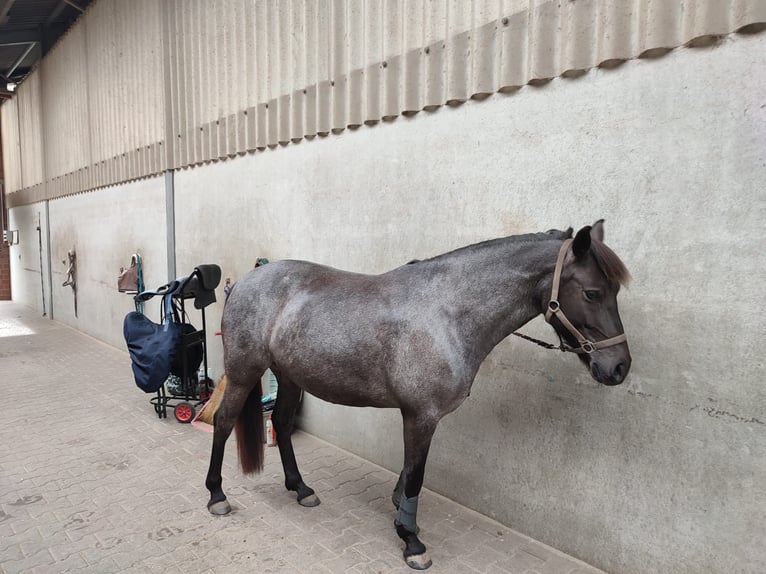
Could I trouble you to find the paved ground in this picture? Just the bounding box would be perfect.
[0,301,605,574]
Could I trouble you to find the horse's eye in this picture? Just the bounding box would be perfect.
[584,290,601,302]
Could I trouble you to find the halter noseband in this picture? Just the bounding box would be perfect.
[542,238,627,354]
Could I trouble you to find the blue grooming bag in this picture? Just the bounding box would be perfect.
[123,293,182,393]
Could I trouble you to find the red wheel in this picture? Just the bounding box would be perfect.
[174,402,195,423]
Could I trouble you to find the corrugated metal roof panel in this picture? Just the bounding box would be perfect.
[3,0,766,204]
[17,69,44,188]
[163,0,766,170]
[40,22,89,180]
[1,95,22,192]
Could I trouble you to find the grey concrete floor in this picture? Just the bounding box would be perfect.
[0,301,605,574]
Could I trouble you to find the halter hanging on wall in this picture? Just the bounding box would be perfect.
[62,248,77,318]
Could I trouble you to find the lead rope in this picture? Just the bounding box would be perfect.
[512,239,572,353]
[134,253,145,314]
[511,331,564,351]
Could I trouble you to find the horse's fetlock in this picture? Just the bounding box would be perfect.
[294,481,320,507]
[295,482,314,498]
[207,492,227,506]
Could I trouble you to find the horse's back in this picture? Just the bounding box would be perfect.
[225,260,376,316]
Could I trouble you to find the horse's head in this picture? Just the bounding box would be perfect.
[546,221,631,386]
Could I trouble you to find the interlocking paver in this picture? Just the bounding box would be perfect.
[0,301,604,573]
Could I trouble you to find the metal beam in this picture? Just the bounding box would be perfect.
[0,29,41,46]
[165,171,176,281]
[44,0,68,25]
[6,41,36,80]
[62,0,83,13]
[0,0,16,26]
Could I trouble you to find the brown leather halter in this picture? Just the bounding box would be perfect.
[514,238,627,354]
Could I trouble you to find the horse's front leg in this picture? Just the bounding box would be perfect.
[272,374,320,507]
[395,412,439,570]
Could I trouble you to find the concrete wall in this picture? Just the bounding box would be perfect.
[7,204,51,314]
[174,33,765,574]
[8,176,168,348]
[8,33,766,574]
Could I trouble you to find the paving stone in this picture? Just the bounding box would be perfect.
[0,302,604,574]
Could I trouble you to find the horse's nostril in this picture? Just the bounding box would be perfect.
[613,362,626,382]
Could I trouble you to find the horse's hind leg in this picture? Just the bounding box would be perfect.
[271,372,320,507]
[395,412,439,570]
[205,374,262,515]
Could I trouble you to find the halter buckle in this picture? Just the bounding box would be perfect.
[580,341,596,354]
[547,300,560,314]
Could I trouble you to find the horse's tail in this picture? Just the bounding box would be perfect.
[234,379,265,475]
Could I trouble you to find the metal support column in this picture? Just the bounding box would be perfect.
[165,170,176,281]
[44,200,53,319]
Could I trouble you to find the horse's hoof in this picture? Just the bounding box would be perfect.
[404,552,432,570]
[297,493,321,507]
[208,500,232,515]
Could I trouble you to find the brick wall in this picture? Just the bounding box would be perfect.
[0,241,10,300]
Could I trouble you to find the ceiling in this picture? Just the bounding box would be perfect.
[0,0,93,98]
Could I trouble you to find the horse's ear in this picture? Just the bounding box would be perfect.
[591,219,605,242]
[572,226,592,259]
[563,226,574,239]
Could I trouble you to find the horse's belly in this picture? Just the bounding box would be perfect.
[285,368,399,408]
[306,385,398,408]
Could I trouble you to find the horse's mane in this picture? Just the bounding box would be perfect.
[591,239,631,287]
[412,229,631,287]
[418,231,559,264]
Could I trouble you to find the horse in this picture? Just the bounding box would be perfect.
[205,220,631,570]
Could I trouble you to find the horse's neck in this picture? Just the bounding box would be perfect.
[435,238,560,366]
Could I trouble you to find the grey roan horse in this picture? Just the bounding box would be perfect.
[205,221,631,569]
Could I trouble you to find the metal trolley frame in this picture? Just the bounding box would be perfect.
[135,265,221,423]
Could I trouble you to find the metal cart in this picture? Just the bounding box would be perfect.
[135,264,221,423]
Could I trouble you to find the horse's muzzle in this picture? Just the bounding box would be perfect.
[590,358,630,386]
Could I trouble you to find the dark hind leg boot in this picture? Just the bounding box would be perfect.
[396,495,431,570]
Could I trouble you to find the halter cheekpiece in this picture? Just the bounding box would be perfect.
[514,238,627,354]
